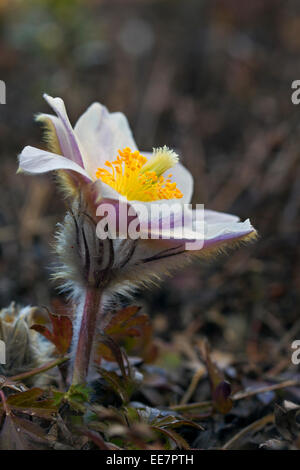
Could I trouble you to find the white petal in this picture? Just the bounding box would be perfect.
[138,214,256,252]
[204,218,255,240]
[43,94,85,167]
[204,209,240,224]
[111,111,138,151]
[74,103,137,178]
[168,162,193,204]
[18,146,91,179]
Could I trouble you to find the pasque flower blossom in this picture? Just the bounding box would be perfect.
[18,94,257,384]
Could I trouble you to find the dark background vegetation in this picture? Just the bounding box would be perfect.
[0,0,300,376]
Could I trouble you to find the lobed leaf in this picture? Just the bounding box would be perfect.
[1,388,58,419]
[31,308,73,356]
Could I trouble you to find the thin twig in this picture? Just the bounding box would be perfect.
[8,356,69,383]
[171,400,212,413]
[232,379,300,401]
[179,368,206,406]
[171,378,300,412]
[222,413,274,450]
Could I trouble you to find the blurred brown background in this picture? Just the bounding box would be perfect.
[0,0,300,361]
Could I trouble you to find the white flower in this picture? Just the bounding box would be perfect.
[19,95,256,296]
[18,95,258,384]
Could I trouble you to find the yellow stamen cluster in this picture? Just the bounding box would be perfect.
[96,147,183,202]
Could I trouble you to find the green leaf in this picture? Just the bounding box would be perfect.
[51,389,65,407]
[65,384,91,412]
[2,388,58,419]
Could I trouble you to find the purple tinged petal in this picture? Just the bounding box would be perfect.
[202,222,255,249]
[204,209,240,224]
[36,113,75,159]
[18,146,91,179]
[43,94,84,168]
[138,213,256,252]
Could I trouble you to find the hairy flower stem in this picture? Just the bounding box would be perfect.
[72,287,102,385]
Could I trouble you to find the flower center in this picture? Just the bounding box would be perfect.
[96,146,183,202]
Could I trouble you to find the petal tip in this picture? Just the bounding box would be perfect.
[43,93,63,107]
[43,92,51,102]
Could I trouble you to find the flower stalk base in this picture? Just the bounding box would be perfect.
[72,287,102,385]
